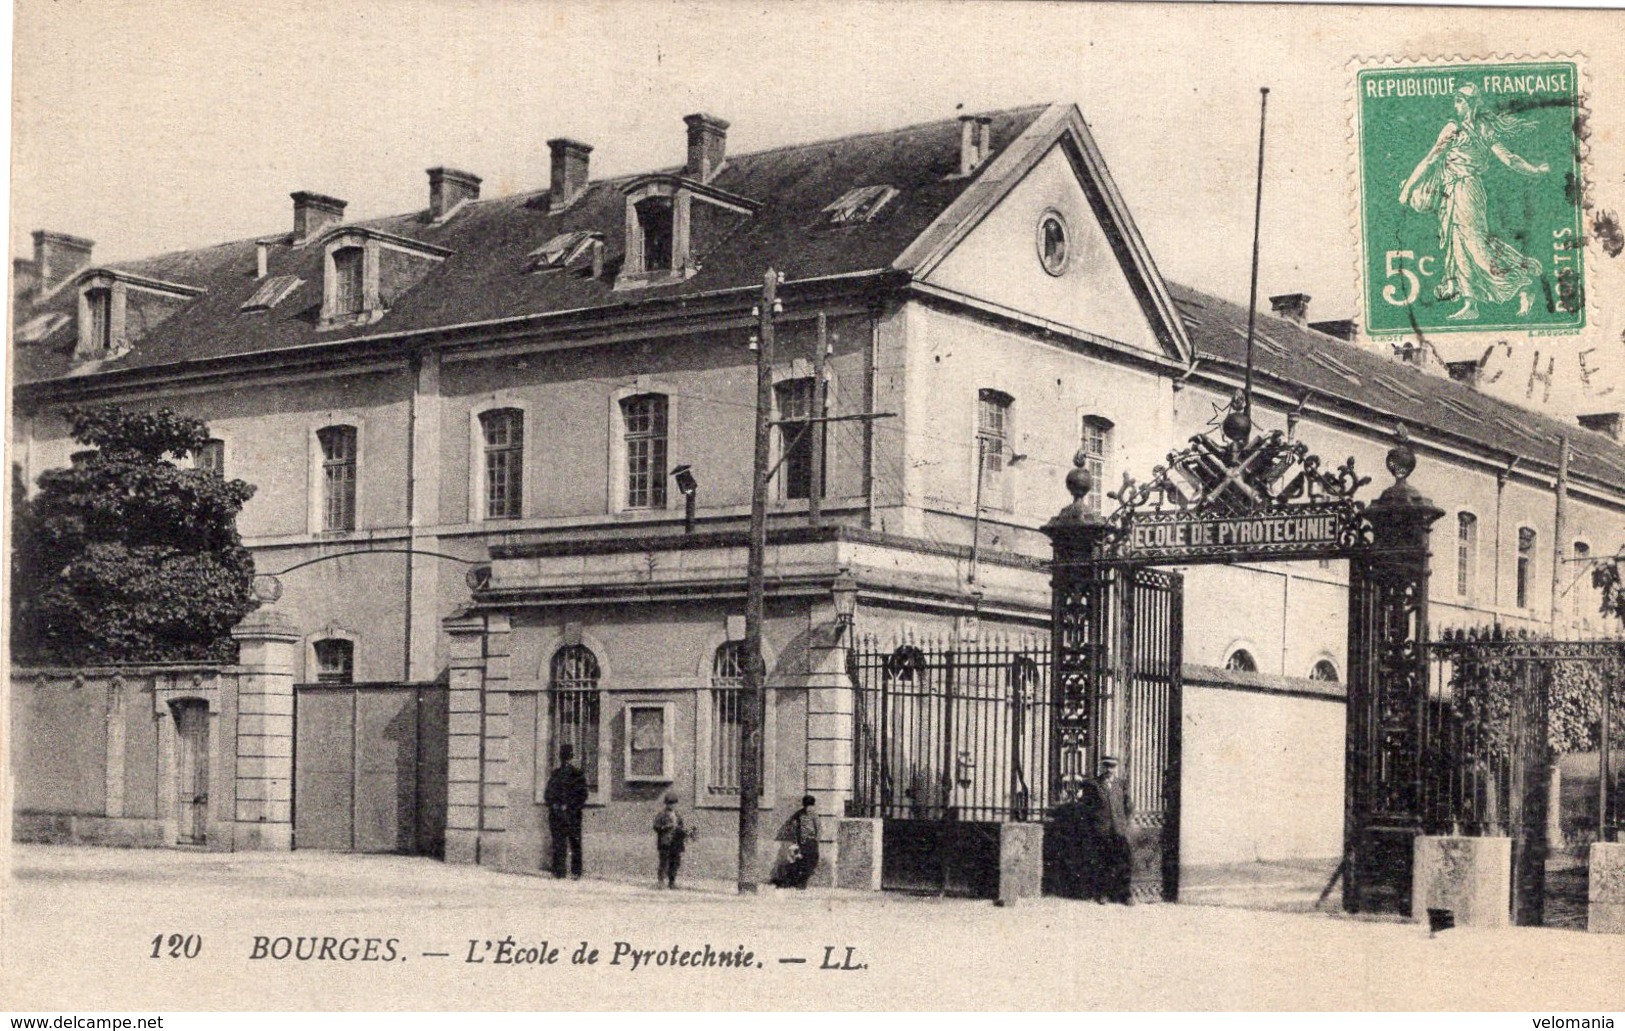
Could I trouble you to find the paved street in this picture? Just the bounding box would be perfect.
[2,844,1619,1011]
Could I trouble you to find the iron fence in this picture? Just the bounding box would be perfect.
[849,632,1051,823]
[1423,627,1625,843]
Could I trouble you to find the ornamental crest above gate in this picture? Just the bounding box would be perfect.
[1088,394,1374,563]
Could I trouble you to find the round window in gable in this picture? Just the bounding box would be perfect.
[1036,209,1071,277]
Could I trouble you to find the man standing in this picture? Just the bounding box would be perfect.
[1089,755,1134,904]
[544,743,588,879]
[771,795,821,889]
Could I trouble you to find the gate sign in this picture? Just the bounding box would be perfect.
[1124,504,1355,561]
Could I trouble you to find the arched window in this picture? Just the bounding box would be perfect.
[621,393,668,509]
[480,408,524,519]
[1225,649,1257,673]
[332,246,365,316]
[1309,659,1339,683]
[709,642,747,795]
[549,645,601,790]
[1516,527,1537,609]
[313,639,354,684]
[317,425,357,531]
[1081,416,1114,517]
[1456,512,1477,598]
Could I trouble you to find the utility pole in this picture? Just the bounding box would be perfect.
[738,267,779,893]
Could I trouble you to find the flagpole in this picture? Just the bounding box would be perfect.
[1243,87,1270,421]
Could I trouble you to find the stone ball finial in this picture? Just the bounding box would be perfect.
[1222,408,1252,444]
[1066,448,1094,502]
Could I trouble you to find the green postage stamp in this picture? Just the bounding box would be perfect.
[1356,59,1584,336]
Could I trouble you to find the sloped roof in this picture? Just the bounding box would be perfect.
[1170,283,1625,493]
[12,105,1051,383]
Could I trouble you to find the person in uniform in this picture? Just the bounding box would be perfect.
[543,743,589,879]
[1084,755,1134,904]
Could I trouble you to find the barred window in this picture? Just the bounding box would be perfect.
[709,642,748,795]
[1456,512,1477,598]
[1081,416,1113,517]
[549,645,601,791]
[1309,659,1339,682]
[332,246,365,316]
[1225,649,1257,673]
[1516,527,1537,609]
[622,394,668,509]
[480,408,524,520]
[776,377,824,501]
[313,639,354,684]
[317,425,357,531]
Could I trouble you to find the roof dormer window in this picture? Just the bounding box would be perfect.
[636,198,675,272]
[332,247,365,316]
[616,175,755,291]
[316,228,449,329]
[71,268,203,362]
[86,287,112,354]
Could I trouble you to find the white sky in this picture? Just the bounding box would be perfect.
[9,0,1625,412]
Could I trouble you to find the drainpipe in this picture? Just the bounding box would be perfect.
[1551,435,1570,630]
[864,311,880,530]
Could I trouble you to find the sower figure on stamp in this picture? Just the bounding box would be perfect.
[1079,755,1134,904]
[652,790,690,890]
[544,743,589,879]
[1399,82,1549,322]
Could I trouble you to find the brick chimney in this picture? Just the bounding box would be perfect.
[1308,318,1357,341]
[684,114,729,183]
[32,230,94,293]
[959,114,993,176]
[291,191,347,245]
[1578,412,1622,441]
[428,167,481,221]
[1269,292,1311,324]
[547,138,593,213]
[13,257,39,301]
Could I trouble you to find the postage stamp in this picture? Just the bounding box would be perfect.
[1356,58,1585,336]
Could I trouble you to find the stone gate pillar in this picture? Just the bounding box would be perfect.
[230,604,300,850]
[1042,453,1117,804]
[1345,429,1443,914]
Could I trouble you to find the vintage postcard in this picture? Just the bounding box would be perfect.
[5,0,1625,1016]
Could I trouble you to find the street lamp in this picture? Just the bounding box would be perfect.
[671,464,698,534]
[831,569,858,635]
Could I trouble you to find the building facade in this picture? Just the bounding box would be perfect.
[12,103,1624,884]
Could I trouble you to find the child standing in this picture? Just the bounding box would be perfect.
[652,790,689,889]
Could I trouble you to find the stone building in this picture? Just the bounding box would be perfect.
[11,102,1624,888]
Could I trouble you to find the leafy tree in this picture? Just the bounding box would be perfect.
[1593,557,1625,623]
[11,406,257,663]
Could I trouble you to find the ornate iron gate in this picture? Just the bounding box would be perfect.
[1123,567,1184,901]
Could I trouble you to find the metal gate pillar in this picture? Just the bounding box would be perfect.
[1345,429,1443,914]
[1042,458,1117,804]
